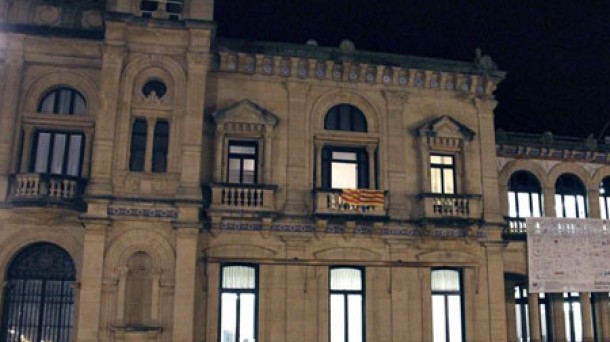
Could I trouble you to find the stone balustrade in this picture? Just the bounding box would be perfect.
[417,193,482,220]
[313,190,387,217]
[9,173,87,210]
[503,217,527,239]
[208,183,277,214]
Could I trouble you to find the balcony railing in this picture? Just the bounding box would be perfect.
[208,183,277,214]
[313,189,387,218]
[417,193,482,221]
[8,173,87,210]
[503,217,527,239]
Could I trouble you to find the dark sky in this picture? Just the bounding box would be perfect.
[214,0,610,138]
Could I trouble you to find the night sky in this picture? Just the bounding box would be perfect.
[215,1,610,138]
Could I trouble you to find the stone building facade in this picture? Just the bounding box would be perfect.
[0,0,608,341]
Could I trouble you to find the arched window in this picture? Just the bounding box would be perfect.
[508,171,543,218]
[555,174,587,218]
[329,267,365,342]
[125,252,153,326]
[324,104,367,132]
[599,177,610,219]
[1,243,76,342]
[38,87,86,115]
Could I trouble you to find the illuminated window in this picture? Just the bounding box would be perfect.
[514,285,530,342]
[508,171,543,218]
[219,265,257,342]
[555,174,587,218]
[227,141,258,184]
[599,177,610,219]
[322,147,369,189]
[330,267,365,342]
[563,292,583,342]
[432,269,463,342]
[30,131,84,177]
[430,155,455,194]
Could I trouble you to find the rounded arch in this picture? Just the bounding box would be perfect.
[324,103,368,132]
[547,163,592,190]
[508,170,542,192]
[555,173,587,195]
[6,242,76,280]
[592,165,610,187]
[310,90,381,134]
[497,159,548,189]
[22,70,100,116]
[104,229,175,283]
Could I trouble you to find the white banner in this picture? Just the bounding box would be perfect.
[527,217,610,293]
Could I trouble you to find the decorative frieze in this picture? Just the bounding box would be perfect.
[107,206,178,218]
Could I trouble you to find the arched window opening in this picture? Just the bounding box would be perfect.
[329,267,365,342]
[38,87,86,115]
[1,243,76,342]
[125,252,153,326]
[508,171,543,219]
[324,104,367,132]
[599,177,610,219]
[555,174,587,218]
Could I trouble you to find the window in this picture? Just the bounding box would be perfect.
[30,131,84,177]
[219,265,257,342]
[324,104,367,132]
[129,119,147,172]
[322,147,368,189]
[38,87,86,115]
[555,174,587,218]
[430,155,455,194]
[538,293,552,342]
[599,177,610,219]
[563,292,583,342]
[330,267,365,342]
[152,120,169,173]
[1,243,76,342]
[140,0,184,19]
[508,171,543,218]
[228,141,257,184]
[431,269,464,342]
[514,285,530,342]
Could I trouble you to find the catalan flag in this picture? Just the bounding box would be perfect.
[341,189,385,206]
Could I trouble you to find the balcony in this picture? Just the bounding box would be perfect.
[313,189,388,220]
[503,217,527,239]
[7,173,87,211]
[207,183,278,219]
[416,193,482,223]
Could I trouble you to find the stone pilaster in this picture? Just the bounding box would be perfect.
[528,293,542,342]
[172,226,199,341]
[485,242,508,341]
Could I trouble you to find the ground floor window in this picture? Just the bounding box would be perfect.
[330,267,365,342]
[219,264,258,342]
[431,269,464,342]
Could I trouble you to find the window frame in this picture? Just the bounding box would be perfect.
[29,129,85,177]
[218,263,259,342]
[322,146,369,190]
[508,171,543,219]
[431,268,465,342]
[227,140,259,184]
[329,266,366,342]
[430,154,457,195]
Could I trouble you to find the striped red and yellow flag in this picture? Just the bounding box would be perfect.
[341,189,385,206]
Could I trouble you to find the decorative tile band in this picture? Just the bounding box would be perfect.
[108,207,178,218]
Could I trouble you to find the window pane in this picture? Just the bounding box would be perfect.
[228,159,241,183]
[239,294,256,342]
[229,145,256,155]
[57,89,72,114]
[577,195,586,218]
[540,302,547,341]
[222,266,255,289]
[515,305,523,340]
[431,168,442,193]
[555,194,564,218]
[348,295,363,342]
[432,295,446,342]
[332,152,357,161]
[152,120,169,173]
[564,195,577,218]
[508,192,517,217]
[330,268,362,291]
[518,192,532,217]
[72,94,86,115]
[331,162,357,189]
[129,120,147,172]
[220,293,237,342]
[601,197,607,219]
[50,134,67,174]
[564,302,572,341]
[34,133,51,173]
[430,155,442,164]
[432,270,460,292]
[330,294,345,342]
[448,295,463,342]
[443,169,455,194]
[532,193,542,217]
[442,156,453,165]
[242,159,255,184]
[572,302,582,342]
[66,135,83,177]
[40,93,55,113]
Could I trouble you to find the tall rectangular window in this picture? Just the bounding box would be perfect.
[514,285,530,342]
[563,292,583,342]
[432,269,464,342]
[219,265,257,342]
[152,120,169,173]
[330,267,365,342]
[322,147,369,189]
[430,155,455,194]
[129,119,147,172]
[30,131,84,177]
[227,141,257,184]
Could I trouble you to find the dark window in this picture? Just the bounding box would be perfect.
[140,0,183,18]
[555,174,587,218]
[219,265,257,342]
[324,104,367,132]
[430,155,455,194]
[599,177,610,219]
[152,120,169,173]
[38,88,86,115]
[431,269,464,342]
[129,119,147,172]
[227,141,257,184]
[329,267,365,342]
[30,131,84,177]
[322,147,368,189]
[514,285,530,342]
[142,80,167,98]
[508,171,543,218]
[1,243,76,342]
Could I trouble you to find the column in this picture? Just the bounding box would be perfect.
[172,227,199,341]
[505,282,517,342]
[551,293,567,342]
[76,220,110,342]
[19,125,34,173]
[528,293,542,342]
[543,186,556,217]
[314,141,323,188]
[263,133,272,184]
[486,242,508,341]
[580,292,594,342]
[367,144,376,189]
[597,294,610,341]
[588,189,601,218]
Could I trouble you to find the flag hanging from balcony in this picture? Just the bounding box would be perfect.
[341,189,385,206]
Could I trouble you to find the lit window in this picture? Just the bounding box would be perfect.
[431,269,463,342]
[228,141,257,184]
[152,120,169,173]
[514,285,530,342]
[599,177,610,219]
[563,292,583,342]
[430,155,455,194]
[555,174,587,218]
[508,171,543,218]
[330,267,365,342]
[219,265,257,342]
[39,87,86,115]
[129,119,147,172]
[322,147,369,189]
[30,131,84,177]
[324,104,367,132]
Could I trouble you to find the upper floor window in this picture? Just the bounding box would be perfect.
[129,119,148,172]
[322,147,368,189]
[129,118,170,173]
[600,177,610,219]
[31,131,84,177]
[431,269,464,342]
[324,104,367,132]
[228,141,257,184]
[508,171,543,218]
[219,265,257,342]
[555,174,587,218]
[140,0,184,20]
[39,87,86,115]
[330,267,365,342]
[430,155,455,194]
